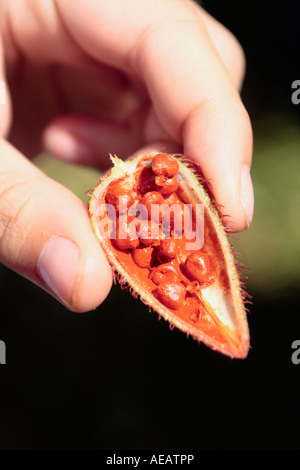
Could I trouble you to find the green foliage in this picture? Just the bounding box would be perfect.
[234,115,300,298]
[33,153,101,205]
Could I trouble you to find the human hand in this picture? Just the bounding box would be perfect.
[0,0,253,311]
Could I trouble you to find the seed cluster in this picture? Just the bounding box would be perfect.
[105,153,212,310]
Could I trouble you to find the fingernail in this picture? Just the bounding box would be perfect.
[43,128,91,161]
[240,164,254,228]
[37,237,81,308]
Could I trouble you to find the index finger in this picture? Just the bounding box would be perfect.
[131,17,253,232]
[18,0,253,231]
[56,0,253,231]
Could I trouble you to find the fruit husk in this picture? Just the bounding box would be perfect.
[88,153,250,359]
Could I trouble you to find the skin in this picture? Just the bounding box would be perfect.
[0,0,253,312]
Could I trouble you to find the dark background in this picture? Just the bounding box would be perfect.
[0,0,300,450]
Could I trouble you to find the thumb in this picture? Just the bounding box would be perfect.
[0,139,112,312]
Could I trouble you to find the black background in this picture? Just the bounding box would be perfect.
[0,0,300,450]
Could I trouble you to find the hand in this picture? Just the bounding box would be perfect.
[0,0,253,311]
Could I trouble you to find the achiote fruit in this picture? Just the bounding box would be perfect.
[88,152,250,359]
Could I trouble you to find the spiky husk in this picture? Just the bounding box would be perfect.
[88,153,250,359]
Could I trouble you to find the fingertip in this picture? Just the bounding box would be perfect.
[209,164,254,234]
[37,234,113,313]
[240,164,254,230]
[183,98,253,233]
[42,120,94,165]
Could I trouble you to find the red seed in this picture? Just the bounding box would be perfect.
[154,174,167,187]
[155,282,186,310]
[159,176,178,196]
[137,219,160,246]
[159,239,177,259]
[114,215,139,250]
[114,237,139,250]
[185,252,211,284]
[149,263,181,285]
[141,191,164,219]
[138,166,155,195]
[146,174,178,197]
[165,201,185,234]
[152,154,179,178]
[132,246,155,268]
[106,183,134,214]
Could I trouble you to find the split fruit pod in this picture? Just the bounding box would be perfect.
[88,152,250,359]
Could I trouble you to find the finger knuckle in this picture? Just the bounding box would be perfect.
[0,175,36,265]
